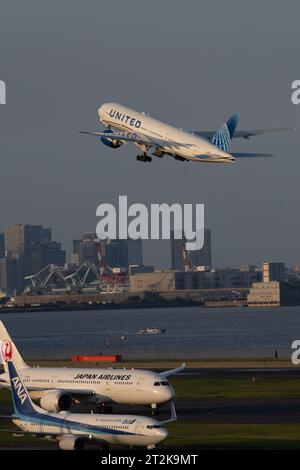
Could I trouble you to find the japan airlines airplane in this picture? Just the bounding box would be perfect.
[80,102,293,163]
[0,321,183,414]
[0,360,174,450]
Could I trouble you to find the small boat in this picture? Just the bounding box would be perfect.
[137,327,166,335]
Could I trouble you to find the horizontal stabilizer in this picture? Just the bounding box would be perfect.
[192,127,295,140]
[233,127,295,140]
[231,152,274,158]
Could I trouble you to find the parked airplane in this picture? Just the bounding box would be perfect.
[80,102,293,163]
[0,321,183,414]
[0,360,175,450]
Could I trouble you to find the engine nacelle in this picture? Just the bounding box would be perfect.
[40,390,72,412]
[59,435,84,451]
[101,129,122,148]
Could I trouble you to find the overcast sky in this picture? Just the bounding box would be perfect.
[0,0,299,269]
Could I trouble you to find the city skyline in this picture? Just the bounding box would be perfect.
[0,220,293,271]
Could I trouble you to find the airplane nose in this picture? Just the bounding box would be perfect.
[97,106,103,119]
[215,147,234,161]
[166,385,175,401]
[157,428,169,442]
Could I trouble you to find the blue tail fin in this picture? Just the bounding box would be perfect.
[211,113,240,152]
[7,361,38,416]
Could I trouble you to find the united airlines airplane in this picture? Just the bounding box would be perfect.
[80,102,293,163]
[0,322,183,414]
[0,360,174,450]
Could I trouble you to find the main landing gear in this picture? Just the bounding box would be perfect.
[95,404,113,414]
[136,154,152,163]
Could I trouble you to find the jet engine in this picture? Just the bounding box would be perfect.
[101,129,122,148]
[40,390,73,412]
[59,435,85,450]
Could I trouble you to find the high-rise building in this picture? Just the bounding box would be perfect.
[170,231,184,271]
[0,257,23,295]
[0,233,4,257]
[262,262,285,283]
[5,224,52,257]
[73,235,143,273]
[105,239,129,271]
[127,239,143,267]
[171,229,212,271]
[105,239,143,272]
[78,233,98,265]
[5,224,26,257]
[4,224,65,292]
[72,239,80,255]
[189,229,212,268]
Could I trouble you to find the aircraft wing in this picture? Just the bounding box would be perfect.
[160,363,186,378]
[79,130,192,151]
[192,128,295,140]
[66,388,96,400]
[80,130,155,146]
[0,428,41,436]
[59,388,95,395]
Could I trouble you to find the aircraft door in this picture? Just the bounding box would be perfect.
[51,376,57,387]
[136,376,145,392]
[135,420,144,434]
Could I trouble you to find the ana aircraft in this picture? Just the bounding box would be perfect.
[0,321,183,414]
[80,102,293,164]
[0,360,175,450]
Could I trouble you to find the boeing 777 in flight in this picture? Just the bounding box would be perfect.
[80,103,293,164]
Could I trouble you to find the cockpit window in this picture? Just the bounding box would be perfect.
[160,381,168,386]
[154,381,160,386]
[147,424,163,429]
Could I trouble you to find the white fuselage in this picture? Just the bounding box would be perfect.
[0,366,174,406]
[98,102,234,162]
[13,410,168,447]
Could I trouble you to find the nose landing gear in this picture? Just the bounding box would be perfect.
[151,403,158,416]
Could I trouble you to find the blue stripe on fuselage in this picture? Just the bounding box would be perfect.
[14,411,137,436]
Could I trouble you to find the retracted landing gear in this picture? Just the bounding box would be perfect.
[151,403,158,416]
[136,154,152,163]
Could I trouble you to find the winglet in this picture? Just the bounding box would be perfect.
[161,401,177,424]
[161,363,186,378]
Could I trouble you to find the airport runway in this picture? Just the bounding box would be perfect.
[177,367,300,379]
